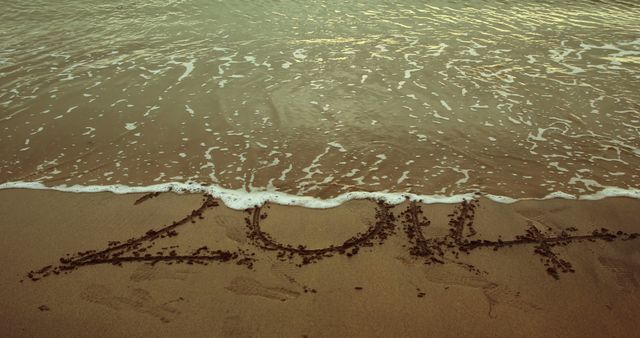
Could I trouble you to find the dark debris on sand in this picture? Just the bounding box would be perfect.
[245,200,397,267]
[27,195,255,281]
[399,196,637,279]
[26,194,640,282]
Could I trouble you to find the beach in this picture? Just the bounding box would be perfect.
[2,0,640,336]
[1,189,638,337]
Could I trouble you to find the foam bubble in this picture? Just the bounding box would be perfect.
[1,181,639,210]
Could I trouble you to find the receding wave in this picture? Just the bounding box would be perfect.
[1,0,639,204]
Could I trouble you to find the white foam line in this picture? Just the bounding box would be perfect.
[1,181,640,210]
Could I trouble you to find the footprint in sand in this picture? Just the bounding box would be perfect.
[80,284,181,323]
[221,314,259,337]
[598,256,639,293]
[427,265,541,316]
[515,209,561,231]
[513,209,543,221]
[270,260,302,279]
[269,260,310,287]
[516,208,566,227]
[130,264,196,282]
[420,264,492,289]
[213,215,247,244]
[483,284,542,318]
[397,257,541,317]
[344,204,376,225]
[517,205,569,219]
[225,276,300,301]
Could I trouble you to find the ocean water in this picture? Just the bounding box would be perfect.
[1,0,639,208]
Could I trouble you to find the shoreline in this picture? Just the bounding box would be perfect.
[1,189,639,336]
[2,181,640,210]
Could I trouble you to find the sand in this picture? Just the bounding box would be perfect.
[0,189,639,337]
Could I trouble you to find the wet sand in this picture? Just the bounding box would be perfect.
[1,189,639,337]
[3,1,639,336]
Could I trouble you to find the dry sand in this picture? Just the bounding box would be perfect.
[0,189,639,337]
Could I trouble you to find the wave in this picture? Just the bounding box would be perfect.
[1,181,639,210]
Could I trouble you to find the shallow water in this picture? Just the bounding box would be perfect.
[1,0,639,200]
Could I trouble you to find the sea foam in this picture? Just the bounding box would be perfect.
[1,181,640,210]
